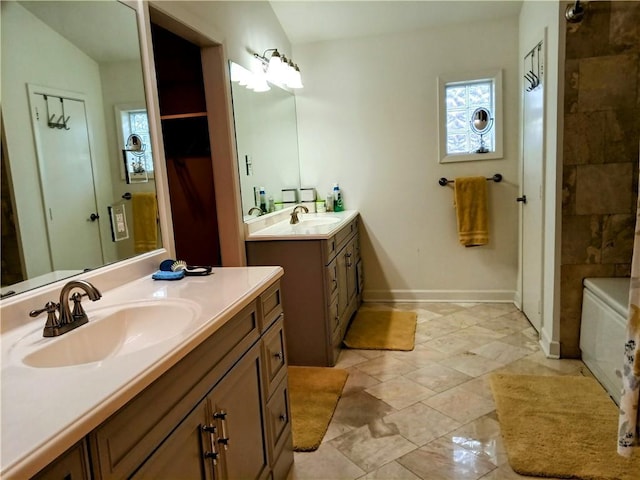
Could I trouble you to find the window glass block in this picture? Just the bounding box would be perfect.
[127,111,154,172]
[444,79,495,155]
[447,134,469,154]
[445,86,467,109]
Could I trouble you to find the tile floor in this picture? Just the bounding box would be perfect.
[288,302,594,480]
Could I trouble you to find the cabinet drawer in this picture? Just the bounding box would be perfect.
[261,314,287,399]
[324,236,337,261]
[334,219,357,255]
[266,378,291,462]
[271,434,293,480]
[260,281,283,332]
[32,440,90,480]
[89,300,260,480]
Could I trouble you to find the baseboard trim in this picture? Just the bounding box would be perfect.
[539,328,560,358]
[362,289,517,304]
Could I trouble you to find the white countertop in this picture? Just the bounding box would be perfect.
[0,266,283,479]
[246,210,359,241]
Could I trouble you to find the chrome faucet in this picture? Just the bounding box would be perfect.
[290,205,309,224]
[29,280,102,337]
[247,207,263,217]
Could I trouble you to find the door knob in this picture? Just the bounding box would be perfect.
[516,196,527,204]
[89,213,100,221]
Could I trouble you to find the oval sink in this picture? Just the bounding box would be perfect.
[297,216,341,227]
[21,301,198,368]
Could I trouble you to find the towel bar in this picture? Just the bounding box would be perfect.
[438,173,502,186]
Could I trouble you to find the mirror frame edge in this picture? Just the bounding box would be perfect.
[0,0,175,310]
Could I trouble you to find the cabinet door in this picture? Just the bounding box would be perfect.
[209,342,269,480]
[345,237,358,306]
[131,401,216,480]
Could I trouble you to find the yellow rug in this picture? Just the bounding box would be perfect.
[490,373,639,480]
[288,366,348,452]
[343,309,416,351]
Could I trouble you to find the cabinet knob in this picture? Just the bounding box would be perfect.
[279,414,287,423]
[273,351,283,360]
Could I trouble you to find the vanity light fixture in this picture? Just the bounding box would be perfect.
[254,48,303,89]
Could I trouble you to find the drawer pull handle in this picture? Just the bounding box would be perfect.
[214,411,229,449]
[274,351,283,360]
[279,414,287,423]
[201,425,218,464]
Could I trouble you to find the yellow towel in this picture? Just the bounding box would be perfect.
[132,192,158,253]
[454,176,489,247]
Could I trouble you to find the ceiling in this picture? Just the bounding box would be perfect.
[269,0,524,45]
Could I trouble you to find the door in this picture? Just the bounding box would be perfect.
[28,87,103,271]
[209,343,269,480]
[132,400,214,480]
[521,41,545,332]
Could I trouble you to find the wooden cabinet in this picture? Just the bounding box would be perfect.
[247,216,362,366]
[27,281,292,480]
[31,441,90,480]
[133,342,269,480]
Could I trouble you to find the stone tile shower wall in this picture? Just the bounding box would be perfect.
[561,1,640,357]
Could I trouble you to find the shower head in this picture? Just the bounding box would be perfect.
[565,0,585,23]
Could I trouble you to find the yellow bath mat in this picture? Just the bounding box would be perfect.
[343,309,416,351]
[490,373,639,479]
[288,366,348,451]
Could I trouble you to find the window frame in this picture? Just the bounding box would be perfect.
[437,69,503,163]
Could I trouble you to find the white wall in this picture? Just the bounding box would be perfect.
[1,2,114,277]
[519,1,563,357]
[294,17,521,302]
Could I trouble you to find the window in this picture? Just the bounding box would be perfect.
[438,70,503,163]
[115,104,154,178]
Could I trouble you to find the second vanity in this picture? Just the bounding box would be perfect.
[1,267,292,479]
[246,210,363,367]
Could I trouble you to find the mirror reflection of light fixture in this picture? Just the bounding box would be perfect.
[470,107,494,154]
[254,48,303,89]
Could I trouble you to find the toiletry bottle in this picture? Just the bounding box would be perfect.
[326,192,334,212]
[268,196,275,213]
[335,192,344,212]
[332,183,340,203]
[259,187,266,213]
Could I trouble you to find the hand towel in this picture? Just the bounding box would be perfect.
[132,192,158,253]
[454,176,489,247]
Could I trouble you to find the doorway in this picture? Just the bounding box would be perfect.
[150,24,222,267]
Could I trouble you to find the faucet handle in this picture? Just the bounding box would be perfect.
[29,301,60,329]
[70,292,88,324]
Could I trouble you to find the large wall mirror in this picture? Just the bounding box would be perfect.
[1,0,161,298]
[229,62,301,220]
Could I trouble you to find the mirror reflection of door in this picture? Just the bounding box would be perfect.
[28,87,104,271]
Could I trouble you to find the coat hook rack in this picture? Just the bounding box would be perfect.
[44,95,71,130]
[524,41,543,92]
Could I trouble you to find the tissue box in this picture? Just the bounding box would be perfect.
[282,189,297,203]
[300,188,316,202]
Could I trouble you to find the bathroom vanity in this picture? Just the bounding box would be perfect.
[1,267,292,480]
[246,211,363,366]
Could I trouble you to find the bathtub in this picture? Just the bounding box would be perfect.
[580,277,629,405]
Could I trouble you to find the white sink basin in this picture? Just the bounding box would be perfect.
[296,216,341,227]
[17,300,199,368]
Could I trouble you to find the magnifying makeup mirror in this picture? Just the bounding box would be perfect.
[470,107,494,154]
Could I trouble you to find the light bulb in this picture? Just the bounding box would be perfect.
[288,64,303,89]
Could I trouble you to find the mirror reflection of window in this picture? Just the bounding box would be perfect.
[119,107,154,176]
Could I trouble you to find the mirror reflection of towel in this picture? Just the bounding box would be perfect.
[132,192,158,253]
[454,176,489,247]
